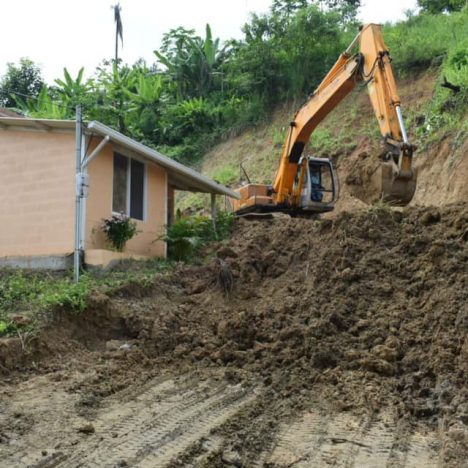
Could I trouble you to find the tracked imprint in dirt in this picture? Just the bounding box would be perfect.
[5,375,258,468]
[265,410,441,468]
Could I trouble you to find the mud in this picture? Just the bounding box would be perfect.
[1,203,467,466]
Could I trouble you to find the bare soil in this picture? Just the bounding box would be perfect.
[1,203,467,467]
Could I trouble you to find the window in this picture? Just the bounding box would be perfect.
[112,152,146,221]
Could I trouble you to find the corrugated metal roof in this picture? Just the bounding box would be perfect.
[0,117,74,132]
[0,108,25,118]
[0,117,238,198]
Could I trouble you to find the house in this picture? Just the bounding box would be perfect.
[0,117,237,269]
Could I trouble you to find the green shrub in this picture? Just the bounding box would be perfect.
[0,319,17,336]
[162,211,234,261]
[0,271,93,336]
[37,275,91,313]
[102,213,138,251]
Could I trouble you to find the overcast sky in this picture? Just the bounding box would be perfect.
[0,0,418,84]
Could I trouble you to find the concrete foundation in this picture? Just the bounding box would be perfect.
[84,249,151,269]
[0,249,154,271]
[0,253,74,270]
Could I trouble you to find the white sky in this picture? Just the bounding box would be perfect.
[0,0,418,84]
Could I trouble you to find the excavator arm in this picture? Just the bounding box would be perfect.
[273,23,416,206]
[232,24,417,215]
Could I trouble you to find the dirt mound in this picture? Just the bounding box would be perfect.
[130,203,466,463]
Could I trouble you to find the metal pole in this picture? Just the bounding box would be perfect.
[395,106,409,144]
[74,106,82,282]
[211,193,217,240]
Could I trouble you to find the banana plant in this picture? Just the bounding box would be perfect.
[55,67,91,99]
[154,24,228,99]
[125,73,164,107]
[16,86,70,119]
[94,62,135,132]
[124,72,166,136]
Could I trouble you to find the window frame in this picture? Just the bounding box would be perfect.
[112,151,147,222]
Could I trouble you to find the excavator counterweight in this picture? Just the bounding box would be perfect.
[231,24,417,215]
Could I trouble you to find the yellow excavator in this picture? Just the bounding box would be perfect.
[231,24,417,216]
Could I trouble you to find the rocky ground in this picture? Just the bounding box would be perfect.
[1,203,467,467]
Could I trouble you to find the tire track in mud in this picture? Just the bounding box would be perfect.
[57,377,257,468]
[265,410,441,467]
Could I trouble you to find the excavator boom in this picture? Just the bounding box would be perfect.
[232,24,417,215]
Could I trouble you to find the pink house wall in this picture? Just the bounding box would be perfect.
[0,130,167,260]
[0,130,75,257]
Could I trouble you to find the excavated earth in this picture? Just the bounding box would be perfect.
[0,203,467,467]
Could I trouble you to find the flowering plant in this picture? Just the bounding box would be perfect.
[101,212,138,252]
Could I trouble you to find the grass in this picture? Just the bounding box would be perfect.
[0,258,171,337]
[385,11,467,72]
[211,165,238,186]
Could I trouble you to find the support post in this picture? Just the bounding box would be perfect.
[211,193,217,240]
[74,106,83,283]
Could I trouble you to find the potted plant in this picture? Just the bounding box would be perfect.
[101,212,138,252]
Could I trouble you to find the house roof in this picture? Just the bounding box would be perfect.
[0,117,239,199]
[0,108,24,118]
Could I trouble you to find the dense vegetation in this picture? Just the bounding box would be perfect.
[0,0,466,168]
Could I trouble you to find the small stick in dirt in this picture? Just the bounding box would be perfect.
[16,329,26,351]
[215,258,234,298]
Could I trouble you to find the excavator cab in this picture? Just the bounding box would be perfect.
[298,157,338,213]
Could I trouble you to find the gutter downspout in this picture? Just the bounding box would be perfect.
[74,107,83,282]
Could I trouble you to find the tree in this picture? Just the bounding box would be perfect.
[0,58,44,107]
[231,4,345,105]
[272,0,361,20]
[323,0,361,8]
[154,24,227,99]
[93,62,134,133]
[272,0,310,17]
[417,0,466,13]
[112,3,123,64]
[125,72,165,137]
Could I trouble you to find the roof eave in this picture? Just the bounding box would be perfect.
[86,120,239,199]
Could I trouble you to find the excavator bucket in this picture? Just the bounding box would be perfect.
[380,162,417,206]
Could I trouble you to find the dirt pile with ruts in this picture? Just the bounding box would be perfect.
[1,203,467,466]
[134,203,468,461]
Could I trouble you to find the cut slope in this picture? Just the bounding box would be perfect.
[194,70,467,213]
